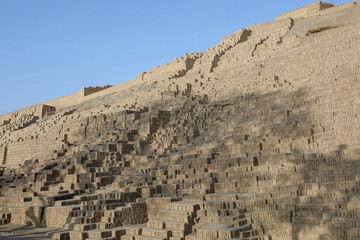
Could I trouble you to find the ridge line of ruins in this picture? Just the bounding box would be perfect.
[1,1,360,240]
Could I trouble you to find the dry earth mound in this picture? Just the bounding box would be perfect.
[0,1,360,240]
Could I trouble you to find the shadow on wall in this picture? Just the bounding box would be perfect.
[2,85,359,239]
[205,88,360,239]
[142,87,360,239]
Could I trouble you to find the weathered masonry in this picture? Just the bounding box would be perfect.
[0,1,360,240]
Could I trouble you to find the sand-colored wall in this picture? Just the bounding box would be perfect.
[1,88,101,122]
[0,113,12,126]
[0,106,39,124]
[41,92,80,110]
[0,104,55,126]
[79,85,113,97]
[141,53,201,82]
[4,138,61,168]
[0,78,144,121]
[76,76,143,103]
[1,92,81,122]
[53,53,202,105]
[320,1,356,15]
[276,1,334,21]
[0,146,6,165]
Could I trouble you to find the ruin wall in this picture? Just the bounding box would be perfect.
[0,147,6,165]
[141,53,202,82]
[0,104,55,126]
[0,53,199,118]
[319,1,356,15]
[1,85,118,121]
[275,1,334,21]
[41,92,80,111]
[41,53,203,108]
[4,139,60,168]
[78,85,113,97]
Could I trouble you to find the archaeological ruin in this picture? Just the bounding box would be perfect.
[0,1,360,239]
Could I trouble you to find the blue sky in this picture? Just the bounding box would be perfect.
[0,0,351,115]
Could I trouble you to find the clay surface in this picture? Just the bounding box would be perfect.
[1,1,360,239]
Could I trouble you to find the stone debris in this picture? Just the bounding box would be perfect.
[0,1,360,240]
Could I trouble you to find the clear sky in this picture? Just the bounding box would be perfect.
[0,0,352,115]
